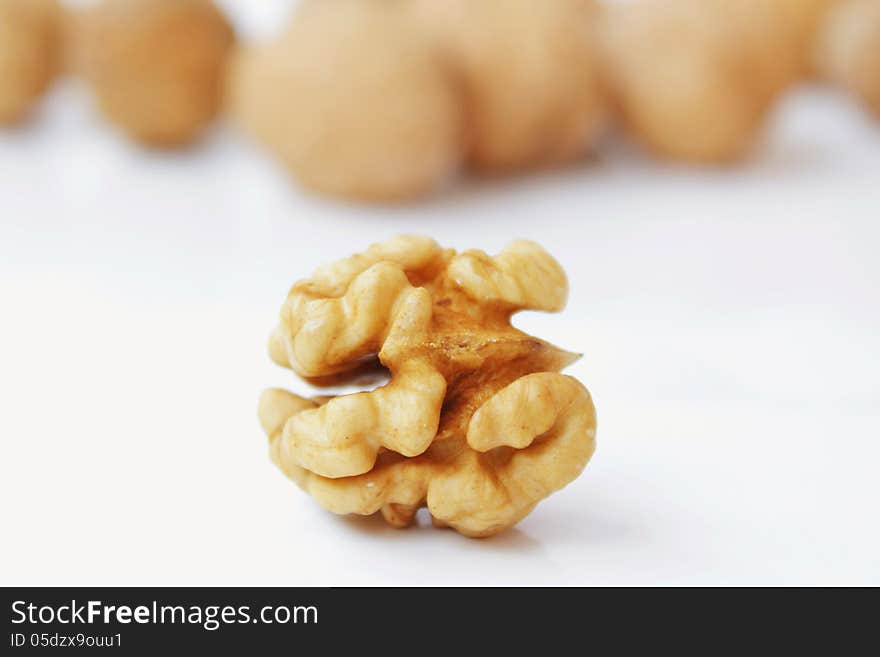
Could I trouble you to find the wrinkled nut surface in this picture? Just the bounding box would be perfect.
[228,0,462,202]
[413,0,606,173]
[259,236,596,537]
[77,0,234,146]
[816,0,880,117]
[0,0,61,125]
[599,0,800,162]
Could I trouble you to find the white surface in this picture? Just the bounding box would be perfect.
[2,28,880,585]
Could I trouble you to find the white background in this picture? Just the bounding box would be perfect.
[2,1,879,586]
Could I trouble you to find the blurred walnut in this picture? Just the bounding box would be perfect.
[599,0,801,163]
[413,0,607,173]
[0,0,61,124]
[228,0,462,202]
[773,0,842,75]
[259,236,596,537]
[815,0,880,117]
[77,0,234,146]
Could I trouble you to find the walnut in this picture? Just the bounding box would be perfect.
[228,0,463,202]
[599,0,801,162]
[258,236,596,537]
[412,0,607,173]
[773,0,842,75]
[815,0,880,118]
[0,0,61,125]
[76,0,234,147]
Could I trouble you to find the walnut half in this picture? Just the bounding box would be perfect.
[258,236,597,537]
[0,0,61,124]
[815,0,880,118]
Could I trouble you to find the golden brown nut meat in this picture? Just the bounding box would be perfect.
[259,236,597,537]
[413,0,607,173]
[599,0,801,163]
[228,0,463,202]
[0,0,61,125]
[77,0,234,146]
[815,0,880,117]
